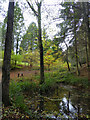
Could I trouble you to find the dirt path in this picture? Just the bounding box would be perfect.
[0,64,88,81]
[10,70,39,79]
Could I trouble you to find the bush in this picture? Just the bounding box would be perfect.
[19,81,38,94]
[39,72,57,94]
[9,81,28,111]
[62,72,88,87]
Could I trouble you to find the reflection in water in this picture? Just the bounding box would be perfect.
[58,89,89,119]
[38,89,44,113]
[60,97,79,119]
[29,85,90,119]
[39,96,44,113]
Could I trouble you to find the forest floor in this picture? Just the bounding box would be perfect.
[10,67,52,80]
[0,65,88,87]
[0,64,88,81]
[80,64,88,77]
[2,65,90,120]
[10,65,88,80]
[10,69,40,79]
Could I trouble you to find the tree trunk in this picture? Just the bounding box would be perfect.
[16,38,19,54]
[64,41,70,71]
[85,37,89,68]
[74,34,80,76]
[15,38,19,66]
[66,59,70,71]
[86,3,90,61]
[12,32,14,51]
[26,1,44,84]
[82,2,90,80]
[2,1,14,106]
[74,17,80,76]
[48,64,50,71]
[86,3,90,81]
[38,4,44,84]
[66,48,70,71]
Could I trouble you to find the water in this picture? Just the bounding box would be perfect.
[26,84,90,119]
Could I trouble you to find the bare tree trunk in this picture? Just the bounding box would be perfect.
[74,19,80,76]
[15,38,19,66]
[2,1,14,106]
[16,38,19,55]
[74,34,80,76]
[86,3,90,60]
[82,2,90,80]
[85,37,89,68]
[86,3,90,81]
[38,3,44,84]
[64,41,70,71]
[12,32,14,51]
[66,59,70,71]
[26,1,44,84]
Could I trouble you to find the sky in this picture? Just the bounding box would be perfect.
[0,0,63,39]
[19,0,62,39]
[1,0,88,50]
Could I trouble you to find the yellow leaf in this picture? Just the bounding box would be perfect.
[26,115,29,118]
[28,33,30,34]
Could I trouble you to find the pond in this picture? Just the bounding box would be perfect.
[26,84,90,119]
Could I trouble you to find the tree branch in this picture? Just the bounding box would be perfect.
[26,0,38,17]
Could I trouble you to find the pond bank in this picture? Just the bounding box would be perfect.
[2,70,90,120]
[23,83,90,119]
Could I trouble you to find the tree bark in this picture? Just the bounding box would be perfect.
[26,1,44,84]
[16,38,19,54]
[64,41,70,71]
[2,1,14,106]
[82,2,90,80]
[38,3,44,84]
[66,56,70,72]
[74,17,80,76]
[85,37,89,68]
[86,3,90,81]
[15,38,19,66]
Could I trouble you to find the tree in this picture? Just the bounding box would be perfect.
[20,22,38,51]
[73,8,80,76]
[81,2,90,60]
[26,0,44,84]
[44,49,55,71]
[22,48,40,68]
[55,21,71,71]
[1,17,7,50]
[11,51,23,67]
[64,42,70,71]
[2,1,14,106]
[1,2,24,52]
[14,2,24,54]
[58,2,82,75]
[81,2,90,80]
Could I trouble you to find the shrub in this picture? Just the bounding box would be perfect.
[19,81,38,94]
[9,81,28,111]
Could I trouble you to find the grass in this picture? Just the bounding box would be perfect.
[20,81,38,94]
[5,67,89,120]
[9,72,59,114]
[17,61,29,66]
[9,80,56,119]
[40,73,57,94]
[10,67,89,102]
[62,72,89,87]
[9,81,28,111]
[34,68,89,89]
[9,66,89,110]
[11,65,22,70]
